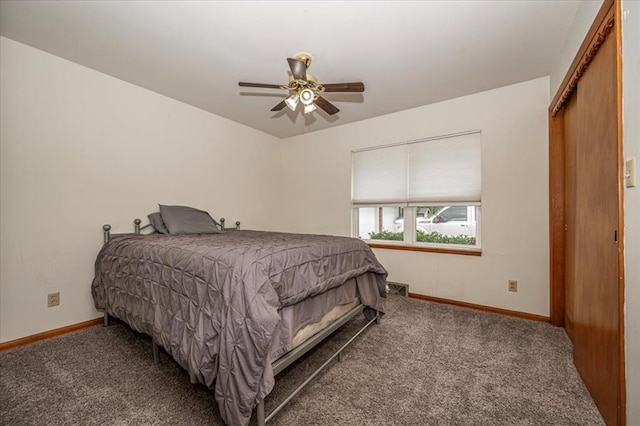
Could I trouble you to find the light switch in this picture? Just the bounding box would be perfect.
[626,158,637,188]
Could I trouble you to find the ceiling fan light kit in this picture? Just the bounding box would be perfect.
[303,103,317,114]
[299,88,314,105]
[285,94,300,111]
[239,52,365,116]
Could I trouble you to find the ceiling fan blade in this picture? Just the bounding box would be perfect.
[287,58,307,81]
[322,82,365,93]
[271,100,286,111]
[315,96,340,115]
[239,82,284,89]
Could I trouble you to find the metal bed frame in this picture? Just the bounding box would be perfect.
[100,219,381,426]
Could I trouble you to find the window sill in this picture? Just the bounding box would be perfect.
[366,242,482,256]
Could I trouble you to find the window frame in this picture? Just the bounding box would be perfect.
[352,205,482,255]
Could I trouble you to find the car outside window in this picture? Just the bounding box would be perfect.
[437,206,468,222]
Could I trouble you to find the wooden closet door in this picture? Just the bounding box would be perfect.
[564,26,620,426]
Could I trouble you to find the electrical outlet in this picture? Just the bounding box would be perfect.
[508,280,518,292]
[47,292,60,307]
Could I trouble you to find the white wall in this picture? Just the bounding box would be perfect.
[280,77,550,316]
[0,37,283,343]
[622,1,639,423]
[550,0,604,97]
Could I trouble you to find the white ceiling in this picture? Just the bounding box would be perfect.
[0,1,580,139]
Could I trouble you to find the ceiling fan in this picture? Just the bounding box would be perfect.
[238,53,365,116]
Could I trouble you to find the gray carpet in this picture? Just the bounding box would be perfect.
[0,295,604,426]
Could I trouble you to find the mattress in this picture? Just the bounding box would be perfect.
[271,277,359,359]
[292,300,359,348]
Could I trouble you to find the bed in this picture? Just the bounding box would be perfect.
[91,213,387,426]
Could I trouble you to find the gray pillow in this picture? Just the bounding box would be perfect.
[147,212,169,234]
[159,205,220,235]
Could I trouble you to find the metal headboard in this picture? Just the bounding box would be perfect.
[102,217,241,243]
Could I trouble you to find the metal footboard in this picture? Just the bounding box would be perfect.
[256,304,380,426]
[148,303,380,425]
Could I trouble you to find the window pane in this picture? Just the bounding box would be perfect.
[358,207,404,241]
[415,205,478,245]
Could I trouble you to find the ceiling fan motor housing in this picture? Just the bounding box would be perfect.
[294,52,313,68]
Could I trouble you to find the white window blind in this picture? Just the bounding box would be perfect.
[351,144,407,204]
[352,131,481,205]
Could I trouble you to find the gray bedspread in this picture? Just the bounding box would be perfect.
[91,230,387,425]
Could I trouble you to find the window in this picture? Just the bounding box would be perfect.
[352,131,481,252]
[357,207,404,240]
